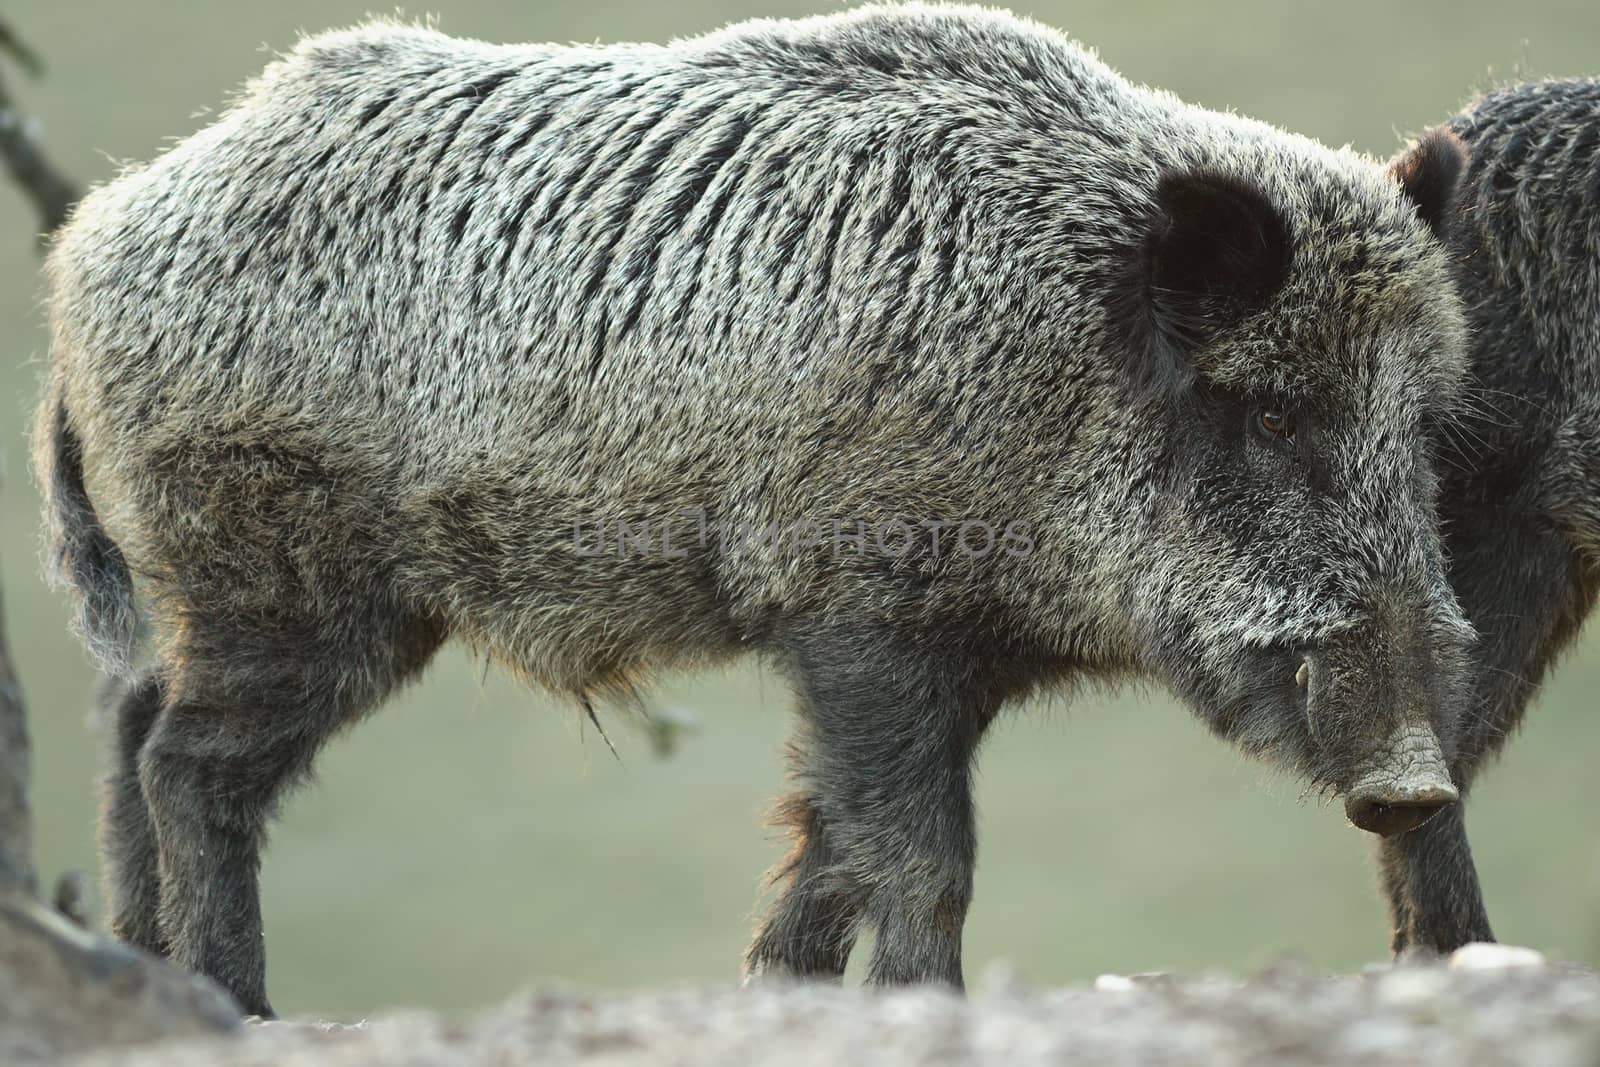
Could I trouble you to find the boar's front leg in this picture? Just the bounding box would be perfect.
[1377,799,1493,954]
[743,793,863,981]
[746,623,999,988]
[1377,507,1583,955]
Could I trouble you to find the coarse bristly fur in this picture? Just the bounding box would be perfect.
[1377,79,1600,957]
[33,3,1472,1015]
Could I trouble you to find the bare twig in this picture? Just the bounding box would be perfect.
[0,16,79,903]
[0,584,34,896]
[0,21,44,77]
[0,18,78,239]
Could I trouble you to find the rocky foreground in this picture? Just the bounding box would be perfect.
[22,947,1600,1067]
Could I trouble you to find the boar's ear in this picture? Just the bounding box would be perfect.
[1119,169,1294,396]
[1390,127,1468,241]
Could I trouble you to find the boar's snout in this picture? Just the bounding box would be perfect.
[1342,721,1458,836]
[1345,782,1457,836]
[1298,613,1466,838]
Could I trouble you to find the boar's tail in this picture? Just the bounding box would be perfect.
[39,396,141,677]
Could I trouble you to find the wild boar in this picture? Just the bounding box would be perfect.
[35,4,1470,1015]
[1379,79,1600,955]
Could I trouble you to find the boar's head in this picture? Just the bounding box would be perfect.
[1096,131,1475,834]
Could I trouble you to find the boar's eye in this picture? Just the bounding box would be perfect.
[1252,408,1297,449]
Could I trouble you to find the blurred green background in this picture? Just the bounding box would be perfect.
[3,0,1599,1021]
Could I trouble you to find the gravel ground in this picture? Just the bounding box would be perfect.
[56,948,1600,1067]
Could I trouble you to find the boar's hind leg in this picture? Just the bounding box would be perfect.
[100,671,169,956]
[141,696,335,1017]
[139,611,445,1018]
[748,625,999,989]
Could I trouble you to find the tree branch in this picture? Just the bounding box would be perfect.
[0,584,33,896]
[0,17,75,901]
[0,19,78,238]
[0,11,81,913]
